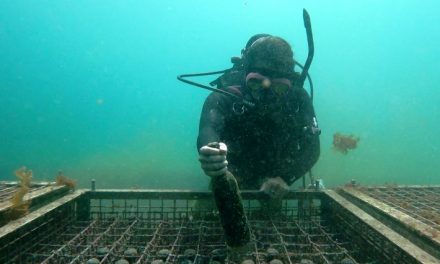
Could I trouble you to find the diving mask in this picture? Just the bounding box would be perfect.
[245,72,292,97]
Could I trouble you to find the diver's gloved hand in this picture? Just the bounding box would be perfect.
[199,142,228,177]
[260,177,289,199]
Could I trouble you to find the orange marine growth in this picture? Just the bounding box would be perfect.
[333,132,360,154]
[6,167,32,222]
[55,170,76,190]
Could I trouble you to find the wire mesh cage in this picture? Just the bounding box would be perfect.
[0,189,438,264]
[350,185,439,229]
[338,185,440,261]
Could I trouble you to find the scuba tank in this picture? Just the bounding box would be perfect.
[208,142,250,248]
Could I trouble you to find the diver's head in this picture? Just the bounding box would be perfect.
[243,33,272,54]
[243,36,294,105]
[244,35,295,78]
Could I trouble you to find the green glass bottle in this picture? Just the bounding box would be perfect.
[211,159,250,248]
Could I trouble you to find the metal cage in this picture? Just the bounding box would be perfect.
[0,189,438,264]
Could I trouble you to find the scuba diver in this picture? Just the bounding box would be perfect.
[179,10,321,211]
[197,35,320,197]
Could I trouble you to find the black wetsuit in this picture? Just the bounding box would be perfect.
[197,85,320,189]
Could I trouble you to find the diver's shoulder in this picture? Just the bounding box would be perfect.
[290,87,312,105]
[203,88,237,111]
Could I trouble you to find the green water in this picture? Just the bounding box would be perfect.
[0,1,438,189]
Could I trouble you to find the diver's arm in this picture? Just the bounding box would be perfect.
[289,132,320,184]
[197,93,230,177]
[276,135,320,185]
[197,92,227,151]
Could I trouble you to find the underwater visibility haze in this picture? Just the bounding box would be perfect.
[0,0,439,189]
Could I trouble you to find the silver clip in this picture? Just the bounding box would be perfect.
[232,102,245,115]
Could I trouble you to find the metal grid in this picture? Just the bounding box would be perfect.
[12,219,364,264]
[0,190,437,264]
[356,186,440,230]
[337,185,440,261]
